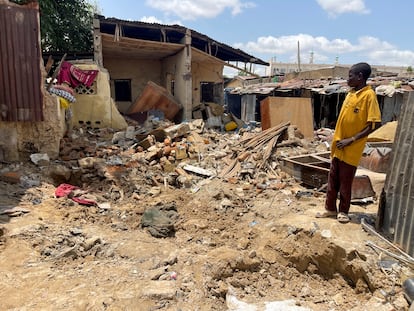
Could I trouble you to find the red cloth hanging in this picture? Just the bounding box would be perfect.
[58,61,98,88]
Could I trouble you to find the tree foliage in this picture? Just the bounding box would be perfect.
[10,0,95,53]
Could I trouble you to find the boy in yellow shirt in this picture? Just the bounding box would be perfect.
[316,62,381,223]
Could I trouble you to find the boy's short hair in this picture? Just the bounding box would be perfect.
[351,62,372,80]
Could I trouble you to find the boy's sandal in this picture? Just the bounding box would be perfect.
[315,210,337,218]
[337,212,350,223]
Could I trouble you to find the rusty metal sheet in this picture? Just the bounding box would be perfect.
[280,152,375,200]
[378,92,414,257]
[359,146,392,173]
[0,1,43,122]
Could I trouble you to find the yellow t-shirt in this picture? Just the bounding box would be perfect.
[331,85,381,166]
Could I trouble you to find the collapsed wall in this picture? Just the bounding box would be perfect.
[0,69,66,162]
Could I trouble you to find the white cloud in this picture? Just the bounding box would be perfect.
[139,16,163,23]
[235,34,356,56]
[316,0,370,17]
[234,34,414,67]
[139,15,182,25]
[367,50,414,67]
[145,0,255,20]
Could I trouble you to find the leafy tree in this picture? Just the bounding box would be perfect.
[407,66,413,73]
[10,0,96,53]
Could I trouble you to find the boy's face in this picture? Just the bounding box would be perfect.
[347,69,362,88]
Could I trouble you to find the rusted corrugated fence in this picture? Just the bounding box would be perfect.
[0,1,43,122]
[378,91,414,256]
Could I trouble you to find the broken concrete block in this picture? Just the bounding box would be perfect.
[30,153,50,166]
[145,150,160,162]
[112,131,126,144]
[125,126,136,140]
[78,157,99,169]
[138,135,156,150]
[174,145,188,160]
[164,123,191,139]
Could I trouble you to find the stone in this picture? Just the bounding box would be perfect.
[140,281,176,300]
[30,153,50,166]
[164,123,191,139]
[111,131,125,144]
[125,126,136,140]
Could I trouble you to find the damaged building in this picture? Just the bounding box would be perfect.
[0,3,268,161]
[93,15,268,123]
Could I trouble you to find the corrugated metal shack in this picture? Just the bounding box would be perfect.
[225,73,413,128]
[378,91,414,257]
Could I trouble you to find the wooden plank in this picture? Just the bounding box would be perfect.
[183,164,215,177]
[260,96,314,138]
[127,81,181,120]
[47,53,66,91]
[45,55,54,76]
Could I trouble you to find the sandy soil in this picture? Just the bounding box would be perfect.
[0,127,410,311]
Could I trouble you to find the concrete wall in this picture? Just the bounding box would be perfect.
[104,58,162,113]
[70,63,127,130]
[161,44,195,120]
[0,84,65,162]
[191,61,224,106]
[103,42,224,121]
[284,66,350,80]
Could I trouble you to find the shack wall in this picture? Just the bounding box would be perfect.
[378,92,414,256]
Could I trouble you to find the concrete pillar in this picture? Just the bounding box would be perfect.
[181,29,193,121]
[93,18,103,67]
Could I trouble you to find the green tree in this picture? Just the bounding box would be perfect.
[10,0,96,53]
[407,66,413,73]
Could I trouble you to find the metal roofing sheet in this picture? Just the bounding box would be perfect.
[0,2,43,122]
[97,15,269,66]
[379,91,414,257]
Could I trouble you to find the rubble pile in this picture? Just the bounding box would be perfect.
[0,119,410,311]
[50,118,326,206]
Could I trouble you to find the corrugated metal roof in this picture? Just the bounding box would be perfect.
[228,76,414,96]
[0,1,43,122]
[96,15,269,66]
[379,92,414,257]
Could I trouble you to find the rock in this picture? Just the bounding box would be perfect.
[30,153,50,166]
[82,237,102,251]
[125,126,136,140]
[140,281,176,300]
[45,164,72,183]
[78,157,100,169]
[220,198,233,209]
[149,267,168,280]
[164,123,191,139]
[112,131,125,144]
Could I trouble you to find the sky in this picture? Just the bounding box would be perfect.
[96,0,414,76]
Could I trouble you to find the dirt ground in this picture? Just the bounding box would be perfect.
[0,124,411,311]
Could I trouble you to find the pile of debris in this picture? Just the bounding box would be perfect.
[0,118,316,210]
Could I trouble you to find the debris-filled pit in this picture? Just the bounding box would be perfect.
[0,121,410,310]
